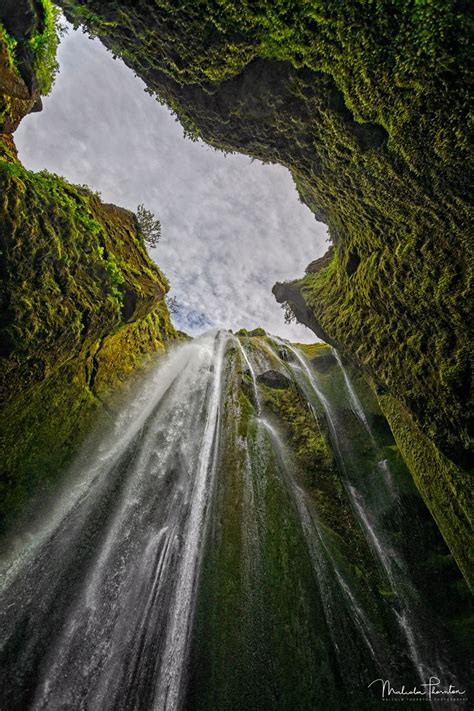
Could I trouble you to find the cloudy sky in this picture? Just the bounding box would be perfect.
[15,20,328,341]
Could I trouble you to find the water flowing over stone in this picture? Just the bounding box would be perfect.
[0,332,470,710]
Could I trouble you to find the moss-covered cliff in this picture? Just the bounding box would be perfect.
[0,3,181,532]
[57,0,473,584]
[188,335,472,707]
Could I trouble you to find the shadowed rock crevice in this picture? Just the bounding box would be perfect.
[257,369,291,389]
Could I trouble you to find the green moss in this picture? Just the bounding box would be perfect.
[0,24,18,71]
[235,326,266,337]
[0,145,182,532]
[0,29,29,132]
[377,391,474,590]
[261,381,334,476]
[29,0,60,95]
[0,156,172,400]
[59,0,470,178]
[0,297,182,533]
[0,5,181,531]
[283,227,472,471]
[0,0,59,118]
[292,341,326,360]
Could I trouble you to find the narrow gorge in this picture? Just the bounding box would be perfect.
[0,1,472,709]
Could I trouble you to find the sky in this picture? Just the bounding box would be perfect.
[15,20,328,341]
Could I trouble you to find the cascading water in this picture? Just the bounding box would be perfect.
[0,333,227,711]
[271,343,442,676]
[270,338,468,702]
[0,331,470,710]
[332,348,372,437]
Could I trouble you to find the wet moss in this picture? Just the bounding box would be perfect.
[297,342,473,660]
[0,298,180,534]
[188,339,384,710]
[261,382,333,476]
[378,391,474,590]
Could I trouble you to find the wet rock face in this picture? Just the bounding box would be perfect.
[257,370,291,390]
[310,355,336,374]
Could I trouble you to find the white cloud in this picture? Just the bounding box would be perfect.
[15,21,328,342]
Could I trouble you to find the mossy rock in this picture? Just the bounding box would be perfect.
[0,0,59,131]
[257,369,291,389]
[236,327,266,337]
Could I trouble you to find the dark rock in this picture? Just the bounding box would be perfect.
[305,247,334,274]
[257,369,291,389]
[272,281,335,347]
[120,287,138,322]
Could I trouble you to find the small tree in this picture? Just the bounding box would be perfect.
[136,203,162,247]
[166,295,181,315]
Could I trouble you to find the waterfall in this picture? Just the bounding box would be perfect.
[332,348,397,493]
[0,331,467,710]
[236,338,381,675]
[235,337,261,414]
[155,333,226,711]
[260,417,381,667]
[332,348,373,437]
[0,333,229,711]
[272,339,458,698]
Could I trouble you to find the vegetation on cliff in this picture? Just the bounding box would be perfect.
[0,151,180,530]
[0,159,170,400]
[0,10,181,533]
[0,0,60,131]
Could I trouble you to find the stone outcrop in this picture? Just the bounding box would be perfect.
[257,370,291,390]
